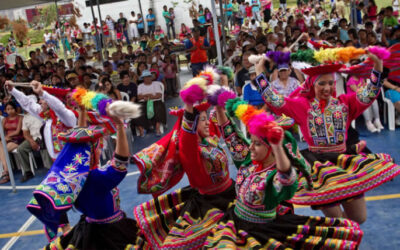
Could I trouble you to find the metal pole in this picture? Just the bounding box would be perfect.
[96,0,106,56]
[89,0,103,63]
[219,0,227,58]
[138,0,144,19]
[0,117,16,193]
[54,0,68,60]
[211,0,223,66]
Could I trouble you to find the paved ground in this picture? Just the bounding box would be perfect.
[1,69,400,249]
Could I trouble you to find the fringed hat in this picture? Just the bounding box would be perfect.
[289,46,390,99]
[71,87,141,120]
[225,98,312,189]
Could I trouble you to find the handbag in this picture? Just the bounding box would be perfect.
[147,100,155,119]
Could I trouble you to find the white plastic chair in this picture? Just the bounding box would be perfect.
[381,87,396,131]
[120,91,130,102]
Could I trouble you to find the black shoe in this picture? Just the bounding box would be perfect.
[20,171,34,183]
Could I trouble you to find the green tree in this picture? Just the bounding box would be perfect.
[39,4,58,27]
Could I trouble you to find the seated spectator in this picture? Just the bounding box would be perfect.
[133,70,166,137]
[66,72,80,88]
[0,102,24,184]
[154,25,166,40]
[243,66,264,108]
[270,64,300,97]
[179,23,191,41]
[117,70,137,102]
[100,77,122,100]
[383,77,400,126]
[18,95,53,182]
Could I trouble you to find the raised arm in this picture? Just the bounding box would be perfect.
[253,57,308,122]
[263,128,298,210]
[30,81,77,128]
[215,106,251,168]
[178,104,205,176]
[340,51,383,121]
[87,104,129,191]
[5,81,42,119]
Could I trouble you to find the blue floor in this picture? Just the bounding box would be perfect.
[1,71,400,249]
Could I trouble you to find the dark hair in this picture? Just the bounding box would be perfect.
[5,101,17,111]
[120,70,129,79]
[103,61,111,67]
[51,74,62,82]
[386,6,394,12]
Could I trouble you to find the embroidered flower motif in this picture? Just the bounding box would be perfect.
[64,163,78,173]
[315,117,323,125]
[333,111,342,119]
[73,153,85,165]
[56,183,69,193]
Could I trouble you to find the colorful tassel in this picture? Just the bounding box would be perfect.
[98,99,113,116]
[180,84,206,105]
[72,87,87,106]
[91,93,109,110]
[368,46,390,60]
[81,91,97,110]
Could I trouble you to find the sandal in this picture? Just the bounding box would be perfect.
[0,173,10,184]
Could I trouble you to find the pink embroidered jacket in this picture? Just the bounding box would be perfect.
[255,70,382,153]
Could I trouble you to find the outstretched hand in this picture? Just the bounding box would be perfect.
[4,81,13,92]
[30,80,44,96]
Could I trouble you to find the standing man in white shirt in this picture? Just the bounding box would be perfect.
[129,11,139,44]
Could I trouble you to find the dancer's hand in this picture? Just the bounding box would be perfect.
[255,56,267,75]
[30,80,43,96]
[4,81,13,92]
[366,47,383,72]
[268,126,284,146]
[106,103,123,126]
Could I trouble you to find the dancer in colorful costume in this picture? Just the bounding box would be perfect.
[26,92,140,248]
[253,48,400,223]
[202,97,363,249]
[132,70,251,249]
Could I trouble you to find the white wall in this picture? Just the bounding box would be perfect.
[74,0,214,34]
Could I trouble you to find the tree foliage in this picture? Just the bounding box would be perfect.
[11,19,29,43]
[0,16,10,30]
[39,4,58,27]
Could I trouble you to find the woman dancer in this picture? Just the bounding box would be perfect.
[252,50,400,223]
[27,99,140,248]
[203,97,363,249]
[133,71,251,249]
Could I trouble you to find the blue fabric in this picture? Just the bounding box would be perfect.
[225,3,233,16]
[137,17,144,29]
[74,160,127,220]
[339,28,350,42]
[27,142,91,239]
[243,83,264,106]
[386,89,400,103]
[252,0,260,11]
[146,14,155,26]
